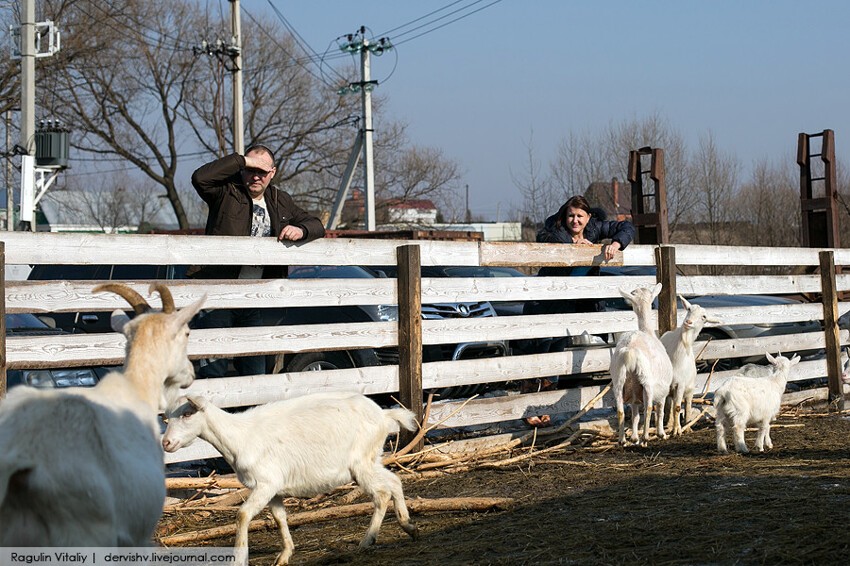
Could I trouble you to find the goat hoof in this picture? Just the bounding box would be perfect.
[405,524,420,541]
[359,535,377,548]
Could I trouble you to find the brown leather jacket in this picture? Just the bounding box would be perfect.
[188,153,325,279]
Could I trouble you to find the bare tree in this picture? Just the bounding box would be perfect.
[44,174,166,233]
[687,132,741,246]
[41,0,199,228]
[512,130,554,232]
[736,157,800,247]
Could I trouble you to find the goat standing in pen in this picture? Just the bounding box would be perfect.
[0,283,204,546]
[609,283,673,445]
[714,352,800,454]
[162,392,420,566]
[660,296,721,436]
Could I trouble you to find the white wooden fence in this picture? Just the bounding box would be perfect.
[1,232,848,465]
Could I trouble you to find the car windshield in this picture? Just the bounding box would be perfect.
[6,313,52,330]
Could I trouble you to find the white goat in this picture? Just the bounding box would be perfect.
[714,352,800,454]
[660,296,721,436]
[0,283,205,546]
[162,392,420,566]
[609,283,674,445]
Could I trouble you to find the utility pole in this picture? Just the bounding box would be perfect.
[6,111,12,230]
[329,27,391,231]
[230,0,244,154]
[20,0,34,231]
[360,32,376,231]
[194,5,243,155]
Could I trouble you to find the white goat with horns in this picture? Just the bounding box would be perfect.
[162,392,420,566]
[0,283,205,546]
[660,296,721,436]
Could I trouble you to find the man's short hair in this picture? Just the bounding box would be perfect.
[245,143,275,164]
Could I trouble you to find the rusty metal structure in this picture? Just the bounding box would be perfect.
[627,146,669,244]
[798,129,840,248]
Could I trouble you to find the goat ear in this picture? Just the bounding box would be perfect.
[110,309,132,333]
[650,282,663,300]
[172,294,207,331]
[679,295,692,310]
[185,396,207,413]
[619,287,634,302]
[765,352,776,364]
[790,354,801,365]
[707,315,722,324]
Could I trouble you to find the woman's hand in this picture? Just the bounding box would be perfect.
[603,241,621,261]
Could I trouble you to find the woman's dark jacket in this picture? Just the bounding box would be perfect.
[188,153,326,279]
[535,207,636,277]
[527,206,635,316]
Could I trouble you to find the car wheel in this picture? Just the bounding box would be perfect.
[696,329,740,373]
[285,351,353,372]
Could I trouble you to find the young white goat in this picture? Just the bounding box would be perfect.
[0,283,204,546]
[660,296,721,436]
[162,392,420,566]
[714,352,800,454]
[609,283,674,445]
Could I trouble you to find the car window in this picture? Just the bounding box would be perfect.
[6,313,50,330]
[28,264,111,280]
[111,265,162,280]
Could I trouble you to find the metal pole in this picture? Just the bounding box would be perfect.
[360,30,376,231]
[230,0,244,154]
[21,0,35,231]
[5,110,12,231]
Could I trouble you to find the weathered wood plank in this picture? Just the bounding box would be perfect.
[670,244,850,266]
[0,233,480,267]
[4,278,397,313]
[479,242,624,267]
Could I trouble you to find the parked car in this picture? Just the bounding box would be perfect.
[374,264,529,317]
[27,263,510,397]
[5,312,108,389]
[598,266,823,370]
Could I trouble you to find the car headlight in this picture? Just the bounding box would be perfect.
[22,369,55,388]
[51,368,98,387]
[23,368,98,388]
[377,304,399,322]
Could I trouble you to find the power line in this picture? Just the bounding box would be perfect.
[240,6,333,88]
[263,0,348,86]
[390,0,505,46]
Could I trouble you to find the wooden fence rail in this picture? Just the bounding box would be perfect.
[1,232,849,464]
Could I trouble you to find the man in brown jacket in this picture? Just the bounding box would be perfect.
[189,144,325,376]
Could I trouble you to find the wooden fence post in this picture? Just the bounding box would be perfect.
[396,245,423,449]
[655,245,677,335]
[819,250,844,411]
[0,241,5,399]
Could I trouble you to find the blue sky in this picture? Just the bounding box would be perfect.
[239,1,848,220]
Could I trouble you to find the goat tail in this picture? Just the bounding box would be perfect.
[383,407,418,433]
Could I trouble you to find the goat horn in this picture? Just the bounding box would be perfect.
[93,283,150,315]
[149,283,175,313]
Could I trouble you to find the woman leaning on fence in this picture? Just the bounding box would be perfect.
[519,194,636,427]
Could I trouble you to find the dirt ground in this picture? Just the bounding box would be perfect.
[159,406,850,566]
